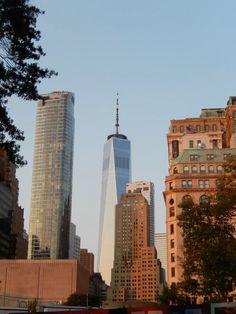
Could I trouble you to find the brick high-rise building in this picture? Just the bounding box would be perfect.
[0,147,28,259]
[80,249,94,274]
[126,181,155,246]
[164,96,236,286]
[108,191,161,303]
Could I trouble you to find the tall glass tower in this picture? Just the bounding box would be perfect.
[98,97,131,284]
[28,91,75,259]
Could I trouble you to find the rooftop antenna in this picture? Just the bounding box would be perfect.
[115,92,119,135]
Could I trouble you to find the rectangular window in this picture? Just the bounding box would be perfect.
[171,253,175,262]
[170,224,174,234]
[189,140,193,148]
[199,180,209,188]
[182,180,187,188]
[171,267,175,277]
[223,154,231,160]
[207,154,215,160]
[204,125,209,132]
[212,139,218,148]
[170,239,174,249]
[169,207,175,217]
[190,154,198,161]
[182,180,192,188]
[196,125,201,132]
[179,126,184,133]
[199,180,204,188]
[172,126,177,133]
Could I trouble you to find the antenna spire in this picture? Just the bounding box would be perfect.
[115,92,119,135]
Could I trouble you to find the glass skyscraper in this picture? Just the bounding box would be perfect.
[28,91,74,259]
[98,98,131,284]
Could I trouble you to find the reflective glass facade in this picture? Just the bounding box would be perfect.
[98,135,131,284]
[28,92,74,259]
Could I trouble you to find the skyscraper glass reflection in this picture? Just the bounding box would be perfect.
[28,91,74,259]
[98,98,131,284]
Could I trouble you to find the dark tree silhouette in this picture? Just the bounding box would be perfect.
[0,0,56,166]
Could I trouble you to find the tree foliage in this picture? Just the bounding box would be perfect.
[159,283,189,306]
[64,293,101,307]
[27,299,38,313]
[178,156,236,302]
[0,0,56,166]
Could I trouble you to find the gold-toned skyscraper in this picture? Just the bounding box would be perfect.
[28,91,74,259]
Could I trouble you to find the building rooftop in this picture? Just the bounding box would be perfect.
[173,148,236,164]
[200,108,225,118]
[107,133,127,140]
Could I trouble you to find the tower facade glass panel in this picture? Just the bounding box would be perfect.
[28,91,74,259]
[98,134,131,284]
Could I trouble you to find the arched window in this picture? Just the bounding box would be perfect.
[200,165,206,173]
[182,195,192,201]
[199,195,209,204]
[169,198,174,205]
[181,195,193,207]
[217,165,223,173]
[183,165,189,173]
[208,165,214,173]
[192,165,197,173]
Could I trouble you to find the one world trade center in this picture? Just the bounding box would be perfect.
[98,96,131,284]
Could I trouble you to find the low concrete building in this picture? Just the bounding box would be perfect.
[0,259,90,307]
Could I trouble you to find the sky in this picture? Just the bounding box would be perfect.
[7,0,236,268]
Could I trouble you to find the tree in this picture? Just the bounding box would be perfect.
[27,299,38,313]
[178,156,236,302]
[64,293,101,307]
[0,0,56,166]
[158,283,188,306]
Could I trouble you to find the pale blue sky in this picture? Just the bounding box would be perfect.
[8,0,236,266]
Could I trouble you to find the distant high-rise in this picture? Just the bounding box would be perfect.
[155,233,167,285]
[108,192,161,303]
[126,181,155,245]
[28,91,75,259]
[0,147,28,259]
[69,222,80,260]
[80,248,94,274]
[98,96,131,284]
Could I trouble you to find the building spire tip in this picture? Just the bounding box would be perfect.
[116,92,119,135]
